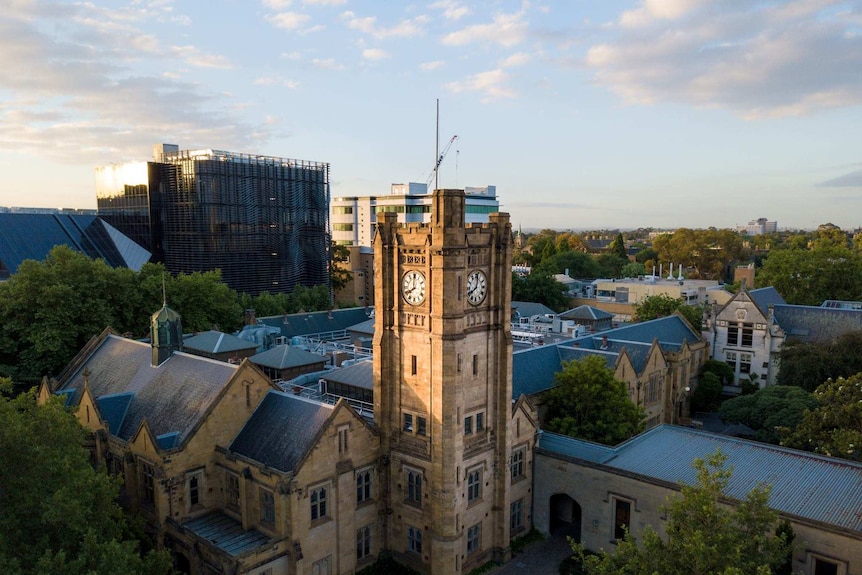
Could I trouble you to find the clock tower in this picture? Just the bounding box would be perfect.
[373,189,515,574]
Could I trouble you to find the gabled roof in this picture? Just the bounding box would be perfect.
[581,315,697,348]
[249,345,327,370]
[95,392,134,435]
[511,301,556,319]
[56,334,238,445]
[229,391,334,473]
[772,304,862,343]
[322,360,373,390]
[255,307,372,340]
[183,330,257,355]
[539,426,862,533]
[748,286,786,313]
[512,343,566,397]
[183,511,270,557]
[558,305,613,321]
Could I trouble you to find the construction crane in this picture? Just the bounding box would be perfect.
[426,134,459,189]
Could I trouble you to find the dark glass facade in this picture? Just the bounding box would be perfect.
[97,149,331,296]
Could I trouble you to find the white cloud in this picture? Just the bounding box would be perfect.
[281,51,302,60]
[341,11,428,39]
[446,68,517,102]
[500,52,530,67]
[255,77,302,89]
[431,0,472,21]
[585,1,862,118]
[170,45,233,69]
[441,12,527,47]
[267,11,312,29]
[303,0,347,5]
[312,57,346,70]
[420,60,444,71]
[362,48,389,60]
[262,0,292,9]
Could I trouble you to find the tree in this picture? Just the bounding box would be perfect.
[609,232,627,260]
[573,451,790,575]
[776,331,862,391]
[691,372,723,413]
[542,355,645,445]
[620,262,646,278]
[330,242,352,292]
[511,272,569,312]
[718,385,817,443]
[0,388,172,575]
[653,228,746,281]
[780,374,862,461]
[535,251,601,278]
[756,243,862,305]
[632,294,703,330]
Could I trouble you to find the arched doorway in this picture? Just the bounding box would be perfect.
[173,552,191,574]
[549,493,582,541]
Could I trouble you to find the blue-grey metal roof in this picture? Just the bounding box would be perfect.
[772,304,862,343]
[57,334,238,445]
[749,287,786,313]
[586,315,697,348]
[512,343,565,397]
[0,213,150,278]
[323,360,373,390]
[229,391,334,473]
[256,307,372,340]
[249,345,327,370]
[183,331,258,355]
[540,425,862,533]
[182,511,271,557]
[55,388,76,407]
[558,346,618,371]
[512,301,557,319]
[156,431,179,450]
[95,392,134,435]
[346,318,375,335]
[558,305,613,321]
[538,431,616,463]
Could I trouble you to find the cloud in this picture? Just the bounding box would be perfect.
[362,48,389,61]
[267,11,311,30]
[420,60,444,71]
[446,68,516,102]
[254,77,302,89]
[170,45,233,69]
[500,52,530,67]
[431,0,472,21]
[312,57,346,70]
[819,169,862,188]
[585,1,862,118]
[262,0,293,9]
[303,0,347,4]
[441,11,528,47]
[281,51,302,60]
[341,10,428,39]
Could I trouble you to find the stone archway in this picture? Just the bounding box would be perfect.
[549,493,582,542]
[173,551,191,574]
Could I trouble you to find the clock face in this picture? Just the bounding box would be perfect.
[466,270,487,305]
[402,270,426,305]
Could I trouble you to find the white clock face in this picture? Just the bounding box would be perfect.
[466,270,487,305]
[402,270,426,305]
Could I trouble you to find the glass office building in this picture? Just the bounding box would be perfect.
[96,146,331,296]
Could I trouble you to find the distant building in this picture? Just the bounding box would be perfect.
[330,182,499,246]
[737,217,778,236]
[96,144,331,295]
[0,211,150,280]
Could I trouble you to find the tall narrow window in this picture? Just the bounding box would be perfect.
[614,498,631,540]
[466,523,481,554]
[407,469,422,506]
[464,416,473,435]
[510,447,525,481]
[475,412,484,432]
[226,472,240,510]
[472,354,479,375]
[311,486,328,521]
[403,413,413,433]
[260,489,275,525]
[411,355,417,375]
[356,525,372,560]
[140,461,155,507]
[188,471,201,507]
[417,416,427,436]
[408,525,422,553]
[510,499,524,532]
[338,425,349,453]
[356,469,372,504]
[467,469,481,503]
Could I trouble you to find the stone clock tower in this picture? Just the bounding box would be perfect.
[373,189,514,574]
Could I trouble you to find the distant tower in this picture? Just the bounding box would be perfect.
[373,189,514,574]
[150,303,183,366]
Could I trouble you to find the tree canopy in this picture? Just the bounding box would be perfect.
[776,331,862,391]
[573,451,791,575]
[756,243,862,306]
[632,293,703,331]
[719,385,817,444]
[652,228,746,280]
[511,272,570,313]
[542,355,645,445]
[0,382,172,575]
[780,374,862,461]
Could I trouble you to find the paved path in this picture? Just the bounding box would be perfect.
[491,535,574,575]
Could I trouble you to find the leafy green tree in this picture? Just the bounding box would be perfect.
[632,294,703,330]
[691,372,723,413]
[701,359,736,385]
[718,385,817,443]
[780,374,862,461]
[776,331,862,391]
[594,253,629,278]
[620,262,647,278]
[542,355,645,445]
[511,272,569,313]
[573,451,790,575]
[653,228,746,280]
[0,389,172,575]
[534,251,601,278]
[634,247,658,265]
[169,270,242,332]
[756,244,862,305]
[610,232,627,260]
[330,242,352,292]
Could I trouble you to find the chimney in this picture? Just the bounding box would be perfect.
[601,335,609,350]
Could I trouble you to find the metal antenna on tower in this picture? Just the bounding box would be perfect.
[435,99,439,192]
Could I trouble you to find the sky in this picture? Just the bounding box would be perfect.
[1,0,861,231]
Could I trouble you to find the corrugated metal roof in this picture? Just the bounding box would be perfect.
[230,391,333,473]
[256,307,371,340]
[559,305,613,321]
[250,345,327,370]
[183,330,257,354]
[540,426,862,533]
[322,360,373,390]
[182,511,271,557]
[538,431,615,463]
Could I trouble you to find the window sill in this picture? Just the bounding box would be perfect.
[310,516,332,529]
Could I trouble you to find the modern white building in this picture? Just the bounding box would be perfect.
[331,183,500,246]
[737,217,778,235]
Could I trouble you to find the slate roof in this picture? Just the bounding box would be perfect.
[249,345,327,370]
[582,315,697,348]
[323,360,373,390]
[512,343,565,397]
[182,511,270,557]
[558,306,613,321]
[183,331,257,355]
[229,391,334,473]
[772,304,862,343]
[539,425,862,533]
[0,213,150,278]
[57,334,238,445]
[346,318,375,335]
[512,301,557,319]
[256,307,372,340]
[749,287,786,313]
